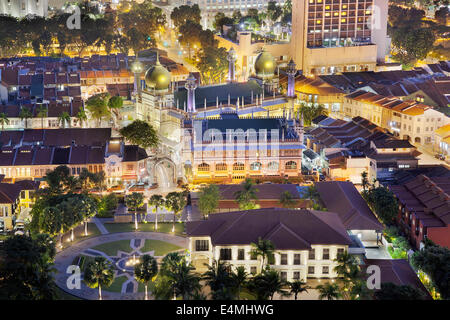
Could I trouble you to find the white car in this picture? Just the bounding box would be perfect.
[14,223,25,236]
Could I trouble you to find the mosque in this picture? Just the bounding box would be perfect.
[132,49,305,183]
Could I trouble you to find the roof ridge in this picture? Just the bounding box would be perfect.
[265,220,311,248]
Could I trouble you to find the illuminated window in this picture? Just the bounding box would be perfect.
[198,163,210,172]
[317,0,322,3]
[342,4,347,8]
[342,11,347,15]
[325,5,330,9]
[334,12,339,16]
[341,18,346,22]
[309,0,314,3]
[325,12,330,16]
[316,20,321,24]
[365,10,371,14]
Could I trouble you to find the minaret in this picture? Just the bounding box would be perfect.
[286,59,296,97]
[227,48,237,82]
[185,73,197,113]
[130,59,144,98]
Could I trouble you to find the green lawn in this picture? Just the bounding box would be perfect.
[103,222,185,236]
[60,223,101,250]
[141,239,182,256]
[55,286,83,300]
[91,239,133,256]
[137,281,156,293]
[105,275,128,293]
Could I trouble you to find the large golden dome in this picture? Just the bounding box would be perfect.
[144,58,171,91]
[254,49,276,78]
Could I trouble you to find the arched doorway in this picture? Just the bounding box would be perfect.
[152,157,177,190]
[414,137,421,144]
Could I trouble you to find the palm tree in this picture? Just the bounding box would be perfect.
[316,282,341,300]
[19,107,33,129]
[279,190,296,208]
[234,178,259,210]
[125,192,144,230]
[165,191,187,233]
[149,194,165,231]
[203,260,234,300]
[247,268,288,300]
[288,280,310,300]
[36,105,48,129]
[76,109,88,128]
[334,251,361,299]
[134,254,158,300]
[250,237,275,272]
[231,266,248,300]
[58,111,71,128]
[84,256,115,300]
[165,258,201,300]
[0,112,9,130]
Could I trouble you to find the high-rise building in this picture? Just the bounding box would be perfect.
[0,0,48,17]
[291,0,388,75]
[183,0,283,29]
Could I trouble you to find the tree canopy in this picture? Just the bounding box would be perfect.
[119,120,159,149]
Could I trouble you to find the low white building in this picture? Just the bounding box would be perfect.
[186,208,353,282]
[0,0,48,18]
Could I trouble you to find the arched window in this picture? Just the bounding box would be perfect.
[233,162,245,171]
[198,163,210,172]
[267,161,279,171]
[215,163,227,171]
[250,162,262,171]
[285,161,297,170]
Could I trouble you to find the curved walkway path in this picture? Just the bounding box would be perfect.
[55,232,188,300]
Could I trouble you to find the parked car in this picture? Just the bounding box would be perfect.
[14,223,25,236]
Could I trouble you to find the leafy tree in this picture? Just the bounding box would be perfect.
[288,280,310,300]
[196,46,228,84]
[135,255,158,300]
[250,237,275,271]
[374,283,426,300]
[361,171,369,191]
[86,93,111,126]
[119,120,159,149]
[267,1,283,23]
[279,191,296,208]
[0,235,57,300]
[126,192,144,230]
[213,12,234,34]
[247,268,288,300]
[170,4,201,29]
[84,256,115,300]
[149,194,165,231]
[392,27,436,66]
[198,184,219,219]
[232,10,243,23]
[234,178,259,210]
[316,282,341,300]
[363,186,398,224]
[0,112,9,130]
[411,242,450,299]
[203,260,235,300]
[178,21,203,60]
[19,107,33,129]
[165,191,187,233]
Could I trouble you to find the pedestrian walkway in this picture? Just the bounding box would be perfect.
[54,232,188,300]
[92,217,109,235]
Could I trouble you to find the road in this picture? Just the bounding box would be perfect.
[157,29,199,73]
[413,143,449,167]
